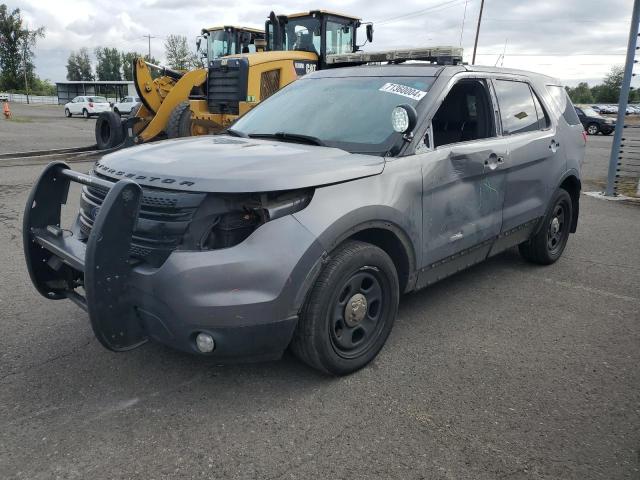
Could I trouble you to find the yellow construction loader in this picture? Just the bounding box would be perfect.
[95,25,264,149]
[96,11,374,149]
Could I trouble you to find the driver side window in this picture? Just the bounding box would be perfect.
[432,79,496,148]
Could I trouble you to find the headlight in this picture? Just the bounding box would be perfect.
[187,189,314,251]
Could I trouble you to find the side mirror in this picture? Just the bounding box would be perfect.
[391,104,418,136]
[366,24,374,43]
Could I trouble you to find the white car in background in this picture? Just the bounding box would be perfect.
[64,96,111,118]
[0,93,9,101]
[112,95,141,115]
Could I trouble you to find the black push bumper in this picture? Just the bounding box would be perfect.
[23,161,147,351]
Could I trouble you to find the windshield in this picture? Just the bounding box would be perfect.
[232,76,435,154]
[89,97,108,103]
[280,17,321,54]
[208,30,235,59]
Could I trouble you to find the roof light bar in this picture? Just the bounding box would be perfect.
[326,46,464,66]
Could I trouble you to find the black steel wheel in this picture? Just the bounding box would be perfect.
[291,240,399,375]
[329,270,387,359]
[519,188,573,265]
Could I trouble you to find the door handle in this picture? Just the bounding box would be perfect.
[484,153,503,170]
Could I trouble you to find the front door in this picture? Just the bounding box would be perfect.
[417,77,508,288]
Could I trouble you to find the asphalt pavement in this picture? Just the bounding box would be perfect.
[0,139,639,479]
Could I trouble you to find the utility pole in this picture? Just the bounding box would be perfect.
[22,28,31,104]
[142,34,158,60]
[605,0,640,196]
[472,0,485,65]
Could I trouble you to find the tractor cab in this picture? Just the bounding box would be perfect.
[266,10,370,69]
[201,26,265,61]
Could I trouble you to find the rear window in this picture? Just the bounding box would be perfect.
[494,80,539,135]
[547,85,581,125]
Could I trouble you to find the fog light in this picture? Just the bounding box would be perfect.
[195,333,215,353]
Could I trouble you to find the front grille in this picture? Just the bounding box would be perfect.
[78,176,206,267]
[207,58,248,115]
[260,69,280,101]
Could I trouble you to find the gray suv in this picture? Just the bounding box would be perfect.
[24,63,585,375]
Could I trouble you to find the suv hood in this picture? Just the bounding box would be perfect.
[94,136,385,192]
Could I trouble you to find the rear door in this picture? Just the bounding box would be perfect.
[493,78,563,232]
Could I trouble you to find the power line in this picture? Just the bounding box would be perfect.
[475,52,627,56]
[374,0,471,26]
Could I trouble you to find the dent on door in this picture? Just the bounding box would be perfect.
[420,139,508,273]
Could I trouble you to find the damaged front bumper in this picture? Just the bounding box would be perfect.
[23,162,323,360]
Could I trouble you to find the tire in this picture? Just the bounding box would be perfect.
[586,123,599,135]
[602,130,612,136]
[519,188,573,265]
[290,240,399,375]
[82,109,90,119]
[64,108,71,118]
[166,101,194,139]
[95,111,124,150]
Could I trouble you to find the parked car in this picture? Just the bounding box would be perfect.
[24,62,585,375]
[590,105,602,113]
[64,96,111,118]
[575,105,615,135]
[0,92,9,101]
[113,95,141,115]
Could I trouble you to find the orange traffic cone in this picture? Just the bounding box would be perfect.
[3,100,11,119]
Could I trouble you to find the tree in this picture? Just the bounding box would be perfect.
[593,65,624,103]
[567,82,593,104]
[94,46,122,81]
[164,34,197,70]
[121,51,139,81]
[0,4,45,91]
[66,48,93,81]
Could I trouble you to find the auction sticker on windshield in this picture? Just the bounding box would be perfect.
[379,83,427,101]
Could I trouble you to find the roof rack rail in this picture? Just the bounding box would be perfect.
[326,46,464,66]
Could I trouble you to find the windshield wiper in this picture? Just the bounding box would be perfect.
[224,128,248,138]
[248,132,326,146]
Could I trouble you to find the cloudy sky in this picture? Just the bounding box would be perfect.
[6,0,635,86]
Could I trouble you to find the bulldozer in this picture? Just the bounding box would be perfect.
[96,10,373,149]
[95,25,265,149]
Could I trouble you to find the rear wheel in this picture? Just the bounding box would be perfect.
[166,101,194,138]
[519,188,573,265]
[290,241,399,375]
[95,111,124,150]
[82,109,90,119]
[586,123,599,135]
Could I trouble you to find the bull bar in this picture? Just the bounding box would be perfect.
[23,161,147,351]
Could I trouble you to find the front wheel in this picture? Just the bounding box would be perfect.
[519,189,573,265]
[64,108,71,118]
[290,240,399,375]
[166,101,194,138]
[586,123,599,135]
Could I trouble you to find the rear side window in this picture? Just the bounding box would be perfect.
[494,80,538,135]
[547,85,581,125]
[531,88,551,130]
